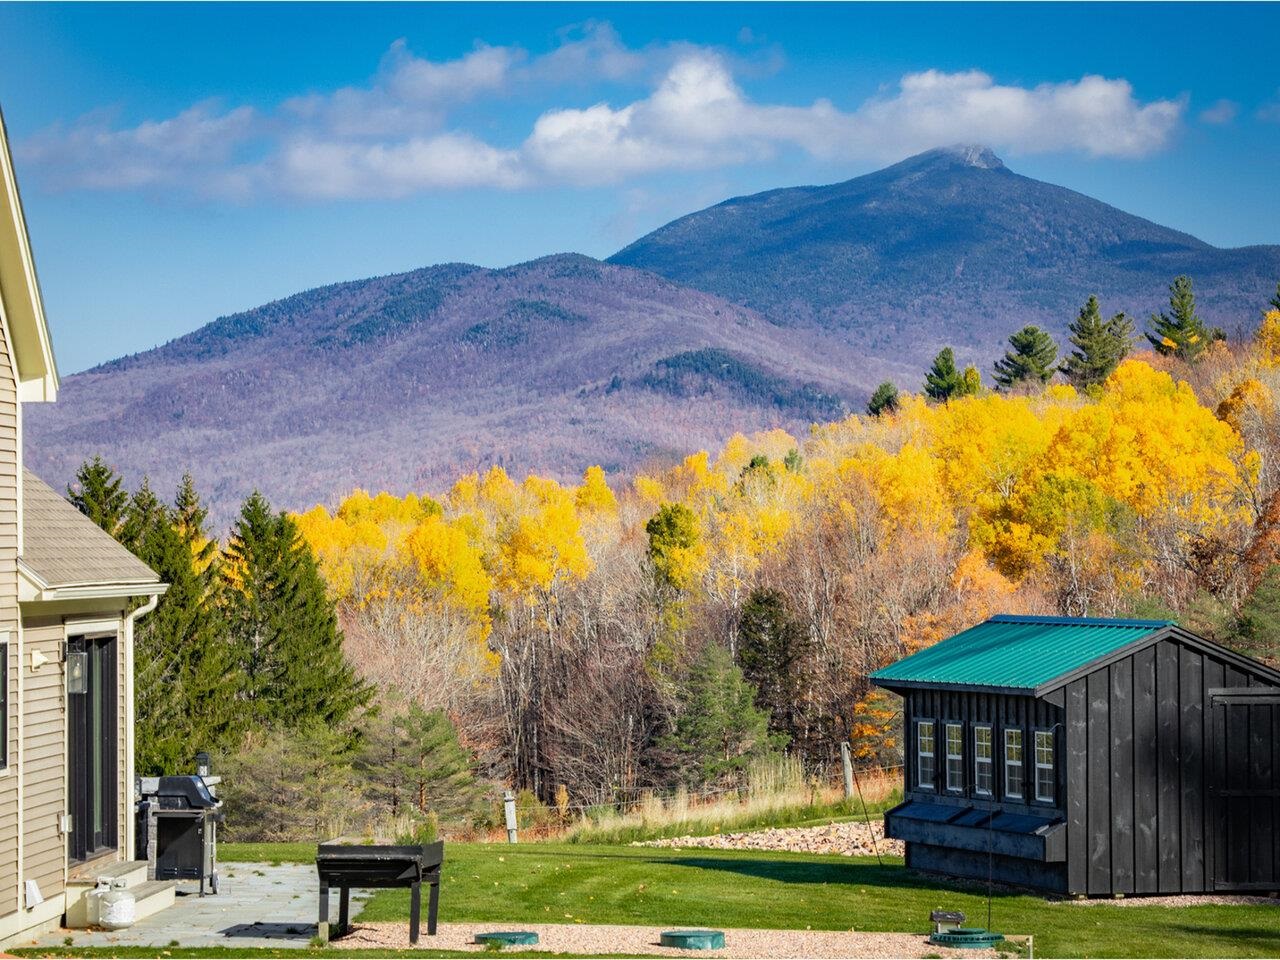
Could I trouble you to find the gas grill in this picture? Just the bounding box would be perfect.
[136,774,224,895]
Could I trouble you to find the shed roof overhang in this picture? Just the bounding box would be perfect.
[0,109,58,403]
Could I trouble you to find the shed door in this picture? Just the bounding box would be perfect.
[1209,689,1279,891]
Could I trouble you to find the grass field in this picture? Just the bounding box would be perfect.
[216,841,1280,958]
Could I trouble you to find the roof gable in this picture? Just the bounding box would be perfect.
[869,614,1171,694]
[0,108,58,401]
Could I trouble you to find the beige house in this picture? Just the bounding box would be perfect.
[0,111,168,944]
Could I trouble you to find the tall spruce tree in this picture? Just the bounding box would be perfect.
[738,588,808,741]
[924,347,964,401]
[222,492,370,731]
[68,456,128,535]
[368,705,486,820]
[125,480,243,774]
[867,381,900,417]
[1061,295,1134,388]
[661,641,784,788]
[993,325,1059,388]
[1147,275,1211,362]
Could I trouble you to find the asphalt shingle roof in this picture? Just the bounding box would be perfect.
[20,469,159,588]
[869,614,1172,693]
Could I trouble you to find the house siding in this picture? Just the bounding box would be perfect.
[0,300,21,919]
[21,620,63,901]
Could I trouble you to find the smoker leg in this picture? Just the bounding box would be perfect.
[427,878,439,936]
[338,886,350,936]
[318,880,330,945]
[409,881,421,945]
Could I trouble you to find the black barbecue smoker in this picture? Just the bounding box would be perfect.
[136,755,224,895]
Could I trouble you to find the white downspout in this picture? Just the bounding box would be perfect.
[121,593,161,861]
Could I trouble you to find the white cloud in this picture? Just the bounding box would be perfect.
[1199,99,1239,125]
[524,56,1185,184]
[1258,92,1280,123]
[16,32,1188,201]
[20,101,257,193]
[272,134,526,199]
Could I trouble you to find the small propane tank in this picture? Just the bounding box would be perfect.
[86,879,110,926]
[98,880,136,930]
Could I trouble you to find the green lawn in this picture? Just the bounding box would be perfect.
[219,841,1280,958]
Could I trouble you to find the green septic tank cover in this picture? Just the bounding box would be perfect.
[475,931,540,946]
[661,930,726,950]
[869,615,1171,692]
[929,928,1005,949]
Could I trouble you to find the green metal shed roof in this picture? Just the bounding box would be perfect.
[869,615,1172,693]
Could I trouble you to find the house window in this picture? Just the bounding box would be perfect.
[1004,728,1023,800]
[945,723,964,793]
[1034,729,1055,803]
[973,725,993,796]
[916,721,936,790]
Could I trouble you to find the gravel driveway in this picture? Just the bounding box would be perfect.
[339,921,1007,957]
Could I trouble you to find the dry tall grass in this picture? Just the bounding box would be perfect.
[551,756,899,845]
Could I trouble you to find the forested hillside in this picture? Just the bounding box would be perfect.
[27,255,859,525]
[287,304,1280,808]
[69,294,1280,837]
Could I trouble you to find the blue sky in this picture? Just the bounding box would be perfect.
[1,2,1278,373]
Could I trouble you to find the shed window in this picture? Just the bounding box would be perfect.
[973,725,993,796]
[916,721,936,790]
[1034,729,1055,803]
[945,723,964,793]
[1004,728,1023,799]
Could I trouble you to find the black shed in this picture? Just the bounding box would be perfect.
[870,614,1280,896]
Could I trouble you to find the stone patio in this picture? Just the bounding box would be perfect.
[27,863,369,950]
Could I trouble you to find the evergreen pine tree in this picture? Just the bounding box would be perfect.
[866,381,899,417]
[126,481,243,774]
[923,347,964,401]
[1147,275,1211,362]
[1239,564,1280,660]
[661,642,785,788]
[737,588,808,740]
[1270,282,1280,313]
[377,705,486,820]
[222,492,370,731]
[67,456,128,535]
[993,325,1059,388]
[1061,296,1134,388]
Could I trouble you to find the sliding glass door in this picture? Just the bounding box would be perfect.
[67,634,117,863]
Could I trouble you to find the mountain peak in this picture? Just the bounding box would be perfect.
[914,144,1006,170]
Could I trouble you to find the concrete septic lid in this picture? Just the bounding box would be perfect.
[475,931,541,946]
[660,929,727,950]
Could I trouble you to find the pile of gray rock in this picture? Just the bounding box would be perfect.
[634,820,904,858]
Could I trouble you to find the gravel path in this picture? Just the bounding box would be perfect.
[634,821,903,859]
[339,921,1003,957]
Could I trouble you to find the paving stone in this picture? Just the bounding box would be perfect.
[27,863,368,950]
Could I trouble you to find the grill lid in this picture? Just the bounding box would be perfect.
[143,775,221,809]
